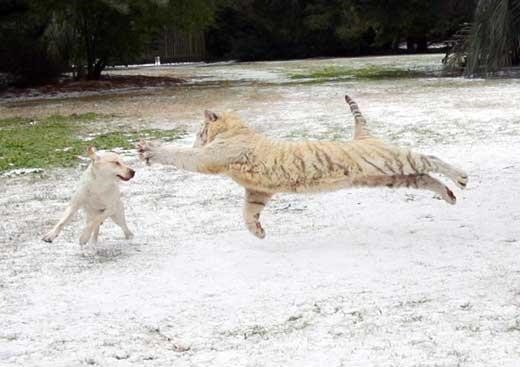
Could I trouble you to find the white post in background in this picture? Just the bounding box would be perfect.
[155,56,161,66]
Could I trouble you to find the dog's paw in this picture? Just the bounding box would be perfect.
[137,140,159,165]
[42,232,56,243]
[79,232,90,246]
[124,230,134,240]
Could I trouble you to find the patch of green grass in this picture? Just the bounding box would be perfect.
[0,113,183,172]
[290,66,426,81]
[0,116,33,128]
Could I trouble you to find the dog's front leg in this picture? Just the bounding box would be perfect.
[111,201,134,239]
[42,203,80,243]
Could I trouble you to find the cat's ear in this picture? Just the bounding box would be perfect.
[204,110,218,122]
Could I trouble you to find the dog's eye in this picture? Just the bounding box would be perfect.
[114,162,121,166]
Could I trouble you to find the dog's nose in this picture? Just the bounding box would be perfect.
[129,169,135,178]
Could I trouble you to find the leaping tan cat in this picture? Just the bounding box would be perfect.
[138,96,467,238]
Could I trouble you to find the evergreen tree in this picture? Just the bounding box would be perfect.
[0,0,220,82]
[466,0,520,76]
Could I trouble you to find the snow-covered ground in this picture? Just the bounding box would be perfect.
[1,55,520,366]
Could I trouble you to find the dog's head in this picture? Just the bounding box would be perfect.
[193,110,247,147]
[87,146,135,182]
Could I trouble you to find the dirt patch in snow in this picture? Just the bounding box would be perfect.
[0,74,186,101]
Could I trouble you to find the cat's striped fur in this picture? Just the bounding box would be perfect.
[138,96,468,238]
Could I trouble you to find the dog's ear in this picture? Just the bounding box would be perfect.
[204,110,218,123]
[87,146,99,161]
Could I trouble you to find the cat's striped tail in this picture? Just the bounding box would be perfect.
[345,95,371,139]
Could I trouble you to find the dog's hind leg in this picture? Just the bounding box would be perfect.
[42,204,80,243]
[79,212,110,246]
[244,189,272,239]
[79,224,93,246]
[90,223,101,245]
[111,202,133,239]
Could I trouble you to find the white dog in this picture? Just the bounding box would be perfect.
[42,146,135,245]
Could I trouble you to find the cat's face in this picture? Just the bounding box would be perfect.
[193,110,244,147]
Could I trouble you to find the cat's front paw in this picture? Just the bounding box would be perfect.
[246,221,266,239]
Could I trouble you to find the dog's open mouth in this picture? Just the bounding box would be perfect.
[117,175,132,181]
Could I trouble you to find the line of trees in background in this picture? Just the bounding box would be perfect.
[0,0,218,84]
[0,0,519,85]
[207,0,476,60]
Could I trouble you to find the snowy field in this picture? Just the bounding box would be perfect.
[1,55,520,366]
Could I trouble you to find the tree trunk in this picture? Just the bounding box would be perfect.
[85,59,105,80]
[392,36,401,53]
[406,37,415,53]
[416,36,428,53]
[92,59,105,79]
